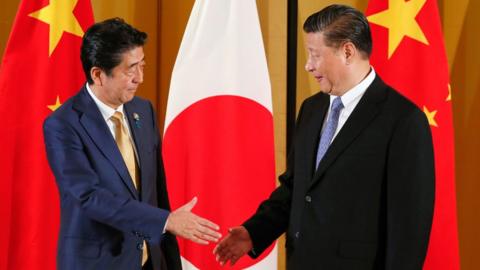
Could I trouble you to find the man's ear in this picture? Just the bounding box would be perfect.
[342,41,356,64]
[90,67,103,86]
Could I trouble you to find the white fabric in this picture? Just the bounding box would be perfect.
[164,0,272,130]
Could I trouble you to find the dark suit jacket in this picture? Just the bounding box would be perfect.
[43,86,182,270]
[243,76,435,270]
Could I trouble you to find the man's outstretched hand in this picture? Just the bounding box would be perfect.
[213,226,253,266]
[166,197,221,245]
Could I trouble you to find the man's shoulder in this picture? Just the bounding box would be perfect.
[43,85,96,133]
[45,89,83,122]
[382,84,422,115]
[374,80,427,126]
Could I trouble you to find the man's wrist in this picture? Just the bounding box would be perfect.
[163,214,170,234]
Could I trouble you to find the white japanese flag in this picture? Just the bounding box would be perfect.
[163,0,277,269]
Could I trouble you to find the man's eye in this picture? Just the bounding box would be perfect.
[126,68,135,75]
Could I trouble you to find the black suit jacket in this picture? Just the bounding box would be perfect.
[43,86,182,270]
[243,76,435,270]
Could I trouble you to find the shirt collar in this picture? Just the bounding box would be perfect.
[330,67,376,107]
[86,83,124,121]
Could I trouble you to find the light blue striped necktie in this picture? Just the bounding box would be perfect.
[316,97,344,169]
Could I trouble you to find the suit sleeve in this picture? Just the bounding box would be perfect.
[43,113,169,246]
[385,107,435,269]
[242,100,308,258]
[242,157,293,258]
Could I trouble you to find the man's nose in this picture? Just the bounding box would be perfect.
[133,67,144,84]
[305,62,314,72]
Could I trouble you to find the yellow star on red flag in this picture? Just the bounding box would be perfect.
[28,0,84,56]
[423,106,438,127]
[367,0,429,58]
[47,96,62,111]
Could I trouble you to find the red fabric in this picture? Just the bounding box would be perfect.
[366,1,460,269]
[0,1,93,269]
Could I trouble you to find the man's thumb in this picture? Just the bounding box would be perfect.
[181,196,197,212]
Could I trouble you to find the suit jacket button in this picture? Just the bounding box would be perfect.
[305,195,312,202]
[137,242,144,250]
[295,232,300,239]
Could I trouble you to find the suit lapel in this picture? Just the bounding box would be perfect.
[73,87,139,199]
[310,77,388,189]
[298,93,330,181]
[123,102,145,167]
[124,102,146,175]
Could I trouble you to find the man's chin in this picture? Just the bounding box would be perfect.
[319,88,333,94]
[123,94,136,103]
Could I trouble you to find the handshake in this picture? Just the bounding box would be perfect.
[166,197,252,266]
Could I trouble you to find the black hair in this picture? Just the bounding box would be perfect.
[81,18,147,84]
[303,4,372,58]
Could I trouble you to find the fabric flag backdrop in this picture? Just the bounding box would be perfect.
[163,0,277,269]
[366,0,460,269]
[0,0,94,269]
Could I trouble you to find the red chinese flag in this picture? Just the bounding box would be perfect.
[0,0,94,269]
[366,0,459,269]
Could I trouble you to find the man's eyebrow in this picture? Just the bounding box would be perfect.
[129,57,146,68]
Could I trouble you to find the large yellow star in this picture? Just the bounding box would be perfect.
[48,96,62,111]
[423,106,438,127]
[367,0,429,58]
[29,0,84,56]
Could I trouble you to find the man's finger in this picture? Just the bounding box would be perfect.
[197,216,220,230]
[190,234,208,245]
[193,230,220,243]
[196,224,222,239]
[231,256,239,266]
[217,252,229,266]
[199,234,219,243]
[215,245,231,263]
[213,244,220,255]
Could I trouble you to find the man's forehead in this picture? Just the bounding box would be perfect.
[120,47,145,64]
[305,32,326,48]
